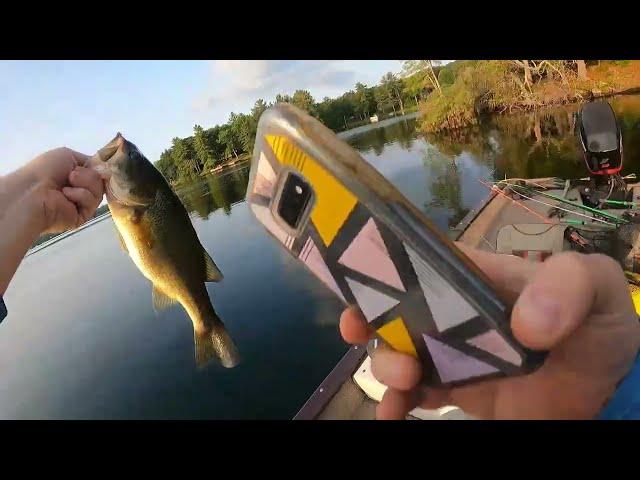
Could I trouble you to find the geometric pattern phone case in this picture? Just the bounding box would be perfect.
[247,110,538,387]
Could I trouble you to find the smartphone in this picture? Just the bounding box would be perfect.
[246,103,546,387]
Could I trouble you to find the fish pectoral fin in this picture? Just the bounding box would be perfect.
[203,249,224,282]
[152,286,178,312]
[115,229,128,253]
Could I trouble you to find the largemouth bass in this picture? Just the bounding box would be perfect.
[90,133,240,368]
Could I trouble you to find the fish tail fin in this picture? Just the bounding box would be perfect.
[194,323,241,369]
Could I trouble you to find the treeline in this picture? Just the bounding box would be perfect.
[155,68,436,184]
[415,60,638,133]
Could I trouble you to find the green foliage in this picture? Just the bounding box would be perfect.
[613,60,631,67]
[217,124,240,160]
[354,82,376,118]
[444,60,478,78]
[402,72,426,99]
[417,60,584,133]
[193,124,214,171]
[172,136,199,181]
[291,89,317,116]
[317,94,356,130]
[437,68,455,86]
[229,112,256,154]
[419,62,497,130]
[379,72,405,113]
[276,93,292,103]
[251,99,268,120]
[205,125,225,162]
[419,82,476,132]
[156,149,178,182]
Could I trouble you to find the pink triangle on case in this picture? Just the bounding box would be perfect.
[253,152,277,197]
[467,330,522,366]
[345,277,400,322]
[423,334,499,383]
[338,218,405,291]
[299,238,346,303]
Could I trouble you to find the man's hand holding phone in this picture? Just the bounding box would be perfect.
[340,244,640,420]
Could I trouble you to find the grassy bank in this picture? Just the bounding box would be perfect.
[418,60,640,133]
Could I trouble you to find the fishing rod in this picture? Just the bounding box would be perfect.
[507,181,623,221]
[497,183,617,228]
[494,178,565,190]
[601,199,640,208]
[478,179,616,227]
[580,173,637,182]
[497,174,638,192]
[505,182,629,224]
[478,179,553,225]
[561,219,616,227]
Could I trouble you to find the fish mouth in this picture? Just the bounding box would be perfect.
[87,133,125,178]
[96,133,125,163]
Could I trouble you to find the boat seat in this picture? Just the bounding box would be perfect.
[496,223,569,261]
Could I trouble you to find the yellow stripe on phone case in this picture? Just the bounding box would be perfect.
[266,135,357,246]
[377,317,417,357]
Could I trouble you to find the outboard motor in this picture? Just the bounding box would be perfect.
[577,101,626,206]
[578,101,623,176]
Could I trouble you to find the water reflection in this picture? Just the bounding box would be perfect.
[422,96,640,182]
[422,144,469,228]
[180,165,250,220]
[348,117,417,156]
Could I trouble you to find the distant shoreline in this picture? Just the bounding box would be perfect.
[26,212,113,258]
[168,113,421,184]
[338,111,419,140]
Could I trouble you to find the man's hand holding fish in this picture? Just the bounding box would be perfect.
[0,146,105,295]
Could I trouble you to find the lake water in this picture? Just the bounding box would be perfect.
[3,95,640,419]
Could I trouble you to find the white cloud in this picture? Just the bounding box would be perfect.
[193,60,400,115]
[213,60,286,91]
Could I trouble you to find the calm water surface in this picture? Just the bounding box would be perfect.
[3,95,640,419]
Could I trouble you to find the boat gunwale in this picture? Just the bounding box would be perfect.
[293,344,368,420]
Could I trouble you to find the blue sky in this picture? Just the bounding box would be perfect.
[0,60,408,175]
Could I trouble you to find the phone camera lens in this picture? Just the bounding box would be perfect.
[278,173,312,230]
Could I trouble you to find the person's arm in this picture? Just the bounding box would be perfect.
[0,164,39,205]
[0,147,104,300]
[0,177,48,296]
[598,352,640,420]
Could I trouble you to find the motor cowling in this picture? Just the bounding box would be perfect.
[578,100,623,176]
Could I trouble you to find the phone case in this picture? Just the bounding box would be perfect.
[246,104,546,387]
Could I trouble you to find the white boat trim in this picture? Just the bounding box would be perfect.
[352,355,472,420]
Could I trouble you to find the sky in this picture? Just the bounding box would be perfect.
[0,60,407,175]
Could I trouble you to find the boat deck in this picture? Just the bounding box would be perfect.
[460,181,640,252]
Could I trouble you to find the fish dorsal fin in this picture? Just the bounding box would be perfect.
[116,229,128,253]
[204,249,223,282]
[152,285,178,312]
